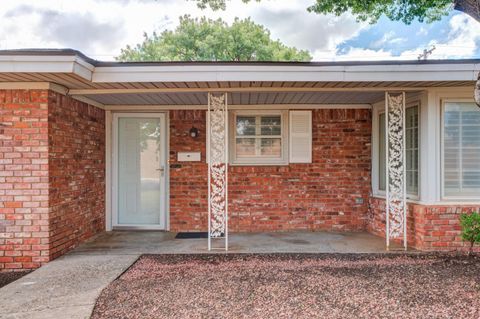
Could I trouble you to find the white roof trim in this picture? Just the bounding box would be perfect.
[92,63,480,83]
[0,53,478,84]
[0,55,94,81]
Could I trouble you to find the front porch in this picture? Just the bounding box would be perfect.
[1,50,479,271]
[71,230,402,255]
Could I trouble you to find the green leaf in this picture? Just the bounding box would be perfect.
[460,212,480,247]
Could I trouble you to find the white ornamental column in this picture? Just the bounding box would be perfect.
[385,92,407,250]
[207,92,228,251]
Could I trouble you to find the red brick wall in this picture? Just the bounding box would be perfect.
[0,90,50,270]
[169,110,208,231]
[413,205,479,251]
[169,109,372,232]
[367,197,480,251]
[367,197,417,247]
[0,90,105,271]
[48,92,105,259]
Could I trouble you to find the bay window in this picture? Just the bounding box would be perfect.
[442,102,480,198]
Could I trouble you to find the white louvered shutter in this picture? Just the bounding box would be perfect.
[289,110,312,163]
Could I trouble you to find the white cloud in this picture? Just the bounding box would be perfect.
[332,14,480,61]
[0,0,201,59]
[427,14,480,59]
[250,1,368,56]
[369,31,407,50]
[4,5,126,53]
[416,26,428,36]
[326,47,394,61]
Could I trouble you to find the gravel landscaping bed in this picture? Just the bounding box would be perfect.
[0,270,31,289]
[92,253,480,319]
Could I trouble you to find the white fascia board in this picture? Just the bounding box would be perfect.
[0,55,94,81]
[73,59,94,80]
[92,63,480,83]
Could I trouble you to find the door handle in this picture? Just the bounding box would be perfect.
[157,166,165,176]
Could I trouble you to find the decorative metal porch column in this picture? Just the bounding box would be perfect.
[207,92,228,251]
[385,92,407,250]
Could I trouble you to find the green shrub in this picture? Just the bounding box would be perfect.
[460,212,480,255]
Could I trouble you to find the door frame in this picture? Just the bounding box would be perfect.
[111,112,169,230]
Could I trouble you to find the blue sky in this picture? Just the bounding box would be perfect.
[0,0,479,61]
[338,12,480,60]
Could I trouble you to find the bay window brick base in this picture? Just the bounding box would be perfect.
[368,197,480,252]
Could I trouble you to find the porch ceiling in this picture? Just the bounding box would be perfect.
[83,90,389,106]
[0,71,474,90]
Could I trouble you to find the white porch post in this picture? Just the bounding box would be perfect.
[385,91,407,250]
[207,92,228,251]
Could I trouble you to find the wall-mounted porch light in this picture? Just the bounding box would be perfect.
[189,126,199,138]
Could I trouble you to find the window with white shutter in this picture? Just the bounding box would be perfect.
[289,111,312,163]
[443,102,480,198]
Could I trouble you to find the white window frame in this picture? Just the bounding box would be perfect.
[229,110,289,165]
[372,101,421,200]
[440,98,480,201]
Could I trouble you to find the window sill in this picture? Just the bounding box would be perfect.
[438,198,480,205]
[372,191,419,201]
[371,194,420,204]
[371,194,480,206]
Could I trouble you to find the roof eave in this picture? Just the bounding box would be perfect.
[0,53,94,81]
[0,49,479,84]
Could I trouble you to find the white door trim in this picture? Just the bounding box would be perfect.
[111,112,168,230]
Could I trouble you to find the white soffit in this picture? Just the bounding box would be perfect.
[82,91,387,106]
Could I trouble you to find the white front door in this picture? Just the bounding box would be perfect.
[113,113,167,229]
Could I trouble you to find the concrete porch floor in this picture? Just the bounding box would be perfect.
[0,231,400,319]
[72,230,396,255]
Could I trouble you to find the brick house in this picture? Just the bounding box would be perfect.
[0,49,479,270]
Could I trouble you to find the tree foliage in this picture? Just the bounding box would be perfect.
[193,0,254,10]
[191,0,480,24]
[117,15,312,62]
[307,0,453,24]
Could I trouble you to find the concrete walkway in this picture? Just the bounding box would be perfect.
[0,231,395,319]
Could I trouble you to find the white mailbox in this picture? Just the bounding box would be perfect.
[177,152,201,162]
